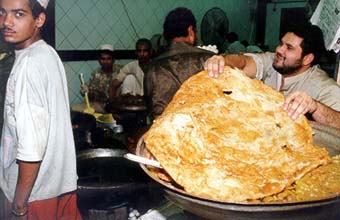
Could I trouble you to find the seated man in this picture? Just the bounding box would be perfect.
[144,7,215,119]
[109,38,153,98]
[79,44,121,112]
[205,22,340,129]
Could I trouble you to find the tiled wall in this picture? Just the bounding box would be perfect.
[56,0,258,105]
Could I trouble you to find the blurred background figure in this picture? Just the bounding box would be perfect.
[150,34,167,57]
[241,40,263,53]
[225,32,246,54]
[109,38,153,98]
[79,44,121,113]
[106,39,152,136]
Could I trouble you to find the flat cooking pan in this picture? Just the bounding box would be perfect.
[136,121,340,220]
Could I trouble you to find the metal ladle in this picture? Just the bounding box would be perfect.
[124,153,162,169]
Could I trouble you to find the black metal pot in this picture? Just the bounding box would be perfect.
[76,148,154,217]
[136,121,340,220]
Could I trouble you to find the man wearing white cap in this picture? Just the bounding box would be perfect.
[0,0,82,219]
[79,43,121,112]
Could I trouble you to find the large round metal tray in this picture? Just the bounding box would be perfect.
[136,121,340,220]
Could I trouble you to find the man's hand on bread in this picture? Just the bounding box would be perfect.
[204,56,318,121]
[283,91,317,120]
[204,55,225,78]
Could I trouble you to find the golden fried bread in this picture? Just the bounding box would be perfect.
[144,67,331,202]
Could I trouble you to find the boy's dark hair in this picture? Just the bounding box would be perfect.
[163,7,196,42]
[136,38,152,50]
[282,21,326,65]
[29,0,46,19]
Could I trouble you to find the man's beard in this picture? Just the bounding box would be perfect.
[273,58,303,75]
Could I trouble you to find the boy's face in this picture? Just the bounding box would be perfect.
[0,0,45,49]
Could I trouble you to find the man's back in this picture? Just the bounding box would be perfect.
[145,42,213,118]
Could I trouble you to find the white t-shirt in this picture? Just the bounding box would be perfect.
[116,60,144,96]
[0,40,78,202]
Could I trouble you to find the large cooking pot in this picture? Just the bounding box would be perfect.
[136,121,340,220]
[77,148,168,219]
[76,148,156,220]
[77,148,150,193]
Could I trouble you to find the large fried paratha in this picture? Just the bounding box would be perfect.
[143,67,331,202]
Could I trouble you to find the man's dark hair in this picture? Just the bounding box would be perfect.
[29,0,46,19]
[163,7,196,42]
[283,21,326,65]
[136,38,152,50]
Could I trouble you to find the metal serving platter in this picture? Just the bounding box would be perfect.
[136,121,340,220]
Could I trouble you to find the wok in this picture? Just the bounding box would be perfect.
[76,148,152,215]
[77,148,150,193]
[136,121,340,220]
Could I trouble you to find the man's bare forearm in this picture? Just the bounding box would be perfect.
[223,54,257,78]
[13,161,41,212]
[109,79,122,101]
[312,101,340,129]
[223,54,247,69]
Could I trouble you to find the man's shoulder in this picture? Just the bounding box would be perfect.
[123,60,139,67]
[18,41,60,67]
[245,51,274,59]
[308,66,338,84]
[154,43,214,61]
[114,63,123,69]
[27,40,54,55]
[16,41,61,71]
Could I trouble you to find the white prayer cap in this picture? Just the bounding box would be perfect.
[36,0,49,9]
[100,44,114,52]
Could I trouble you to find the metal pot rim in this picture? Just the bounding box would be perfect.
[76,148,128,161]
